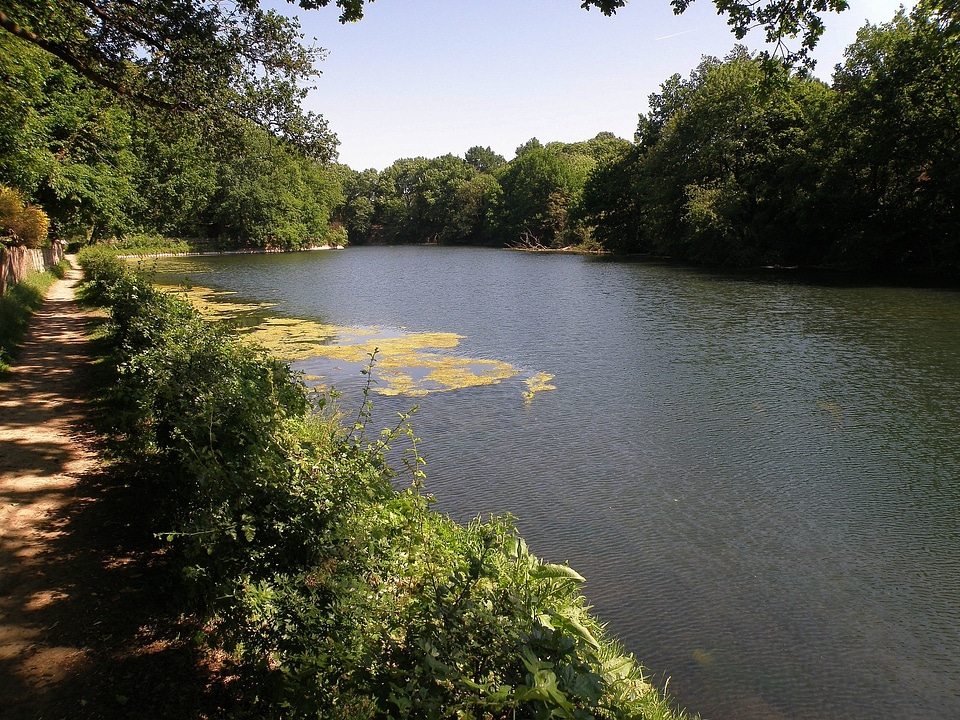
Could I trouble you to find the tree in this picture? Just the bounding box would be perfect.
[371,155,486,245]
[27,57,142,240]
[495,142,597,248]
[130,112,220,237]
[822,1,960,271]
[207,127,343,248]
[0,0,340,159]
[0,0,860,178]
[451,173,502,244]
[583,48,833,264]
[336,166,379,243]
[673,0,850,66]
[579,145,650,253]
[0,32,53,194]
[464,146,506,174]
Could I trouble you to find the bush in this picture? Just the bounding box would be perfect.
[107,233,193,255]
[0,186,50,249]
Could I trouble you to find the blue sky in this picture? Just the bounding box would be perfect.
[296,0,912,170]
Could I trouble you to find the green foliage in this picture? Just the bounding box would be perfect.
[129,112,220,238]
[342,134,631,251]
[0,265,60,373]
[0,34,141,241]
[99,234,193,256]
[78,251,688,720]
[0,0,338,160]
[820,1,960,272]
[495,138,601,249]
[0,26,345,249]
[362,155,494,246]
[582,7,960,275]
[0,32,55,194]
[674,0,850,66]
[585,48,834,266]
[465,145,506,174]
[208,126,345,249]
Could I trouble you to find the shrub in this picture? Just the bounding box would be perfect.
[0,186,50,249]
[108,233,192,255]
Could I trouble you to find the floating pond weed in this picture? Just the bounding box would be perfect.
[523,371,557,403]
[160,280,545,398]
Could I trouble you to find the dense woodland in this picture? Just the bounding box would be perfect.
[1,1,957,273]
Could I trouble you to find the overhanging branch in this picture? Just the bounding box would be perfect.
[0,9,187,111]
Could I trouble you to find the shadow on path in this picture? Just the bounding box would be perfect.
[0,258,232,719]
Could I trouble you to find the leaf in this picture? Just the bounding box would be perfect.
[532,563,586,582]
[536,612,556,630]
[558,608,600,649]
[601,654,635,680]
[505,535,527,559]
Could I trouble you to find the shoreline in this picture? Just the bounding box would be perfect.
[117,245,344,259]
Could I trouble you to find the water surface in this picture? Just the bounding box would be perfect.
[149,247,960,720]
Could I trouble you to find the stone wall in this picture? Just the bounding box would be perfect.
[0,243,65,296]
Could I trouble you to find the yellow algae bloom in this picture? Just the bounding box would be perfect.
[523,372,556,403]
[155,281,527,397]
[376,357,518,397]
[157,282,276,320]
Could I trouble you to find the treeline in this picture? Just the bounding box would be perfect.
[338,135,628,249]
[3,3,957,275]
[0,31,346,250]
[337,2,959,274]
[580,4,960,274]
[76,247,686,719]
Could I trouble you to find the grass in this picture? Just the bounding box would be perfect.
[104,234,195,255]
[0,260,67,375]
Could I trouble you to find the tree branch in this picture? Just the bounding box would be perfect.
[0,10,186,111]
[76,0,163,50]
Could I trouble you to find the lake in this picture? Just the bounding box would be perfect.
[148,246,960,720]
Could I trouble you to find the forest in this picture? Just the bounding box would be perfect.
[1,1,957,274]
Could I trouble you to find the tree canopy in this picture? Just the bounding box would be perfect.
[0,0,857,135]
[0,0,340,159]
[580,1,960,275]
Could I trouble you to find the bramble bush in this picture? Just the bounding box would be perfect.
[78,246,688,720]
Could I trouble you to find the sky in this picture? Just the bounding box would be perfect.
[294,0,914,171]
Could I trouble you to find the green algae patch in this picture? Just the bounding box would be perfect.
[376,357,519,397]
[250,319,518,396]
[523,372,557,403]
[156,282,277,322]
[246,317,370,359]
[154,281,525,397]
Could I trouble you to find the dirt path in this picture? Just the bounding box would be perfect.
[0,258,224,719]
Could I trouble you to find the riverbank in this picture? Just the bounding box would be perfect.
[116,244,344,259]
[73,246,688,719]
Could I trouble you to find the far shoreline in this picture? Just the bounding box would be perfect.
[117,244,344,259]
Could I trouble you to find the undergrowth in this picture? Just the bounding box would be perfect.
[76,244,691,720]
[0,259,68,374]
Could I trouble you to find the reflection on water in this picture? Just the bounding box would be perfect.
[149,247,960,720]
